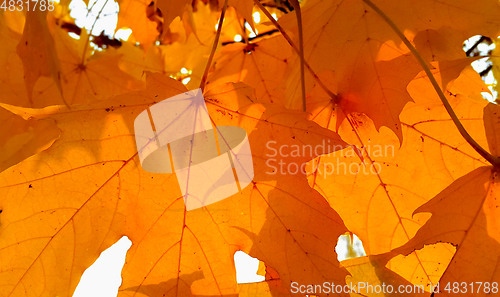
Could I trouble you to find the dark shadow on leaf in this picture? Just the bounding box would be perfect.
[121,270,238,297]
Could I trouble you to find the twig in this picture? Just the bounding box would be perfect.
[81,0,109,66]
[361,0,500,166]
[465,36,491,57]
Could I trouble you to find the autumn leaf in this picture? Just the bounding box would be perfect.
[225,0,254,31]
[17,10,63,106]
[391,167,500,294]
[207,35,292,104]
[49,25,145,106]
[116,0,159,48]
[341,254,433,296]
[0,13,27,105]
[279,0,500,141]
[384,242,456,292]
[278,0,422,141]
[302,58,493,291]
[158,2,220,87]
[413,27,470,61]
[484,103,500,157]
[0,11,144,108]
[156,0,192,35]
[3,0,500,296]
[0,73,349,296]
[307,61,489,252]
[385,102,500,293]
[0,106,60,173]
[130,2,244,88]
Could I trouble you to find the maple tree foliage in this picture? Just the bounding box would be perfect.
[1,0,500,296]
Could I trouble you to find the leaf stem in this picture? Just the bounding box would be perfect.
[361,0,500,167]
[253,0,338,105]
[289,0,306,111]
[199,0,229,91]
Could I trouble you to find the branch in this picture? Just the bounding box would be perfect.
[81,0,109,66]
[361,0,500,167]
[465,36,491,57]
